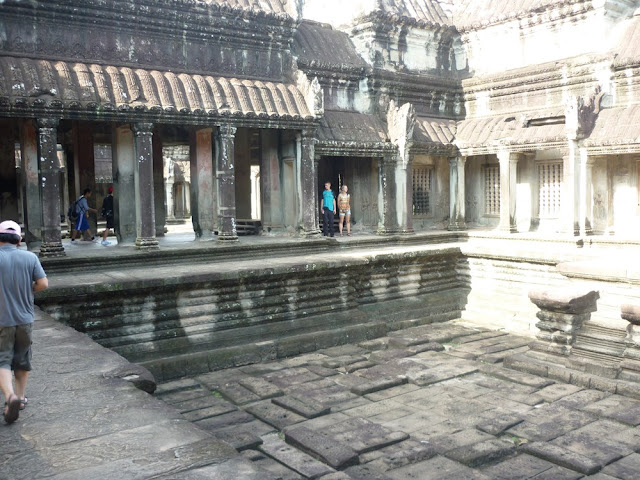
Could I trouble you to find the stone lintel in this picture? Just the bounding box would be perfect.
[528,288,599,314]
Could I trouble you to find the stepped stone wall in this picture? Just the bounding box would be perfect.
[37,247,469,381]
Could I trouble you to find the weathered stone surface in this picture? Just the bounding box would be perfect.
[215,382,262,405]
[350,376,407,395]
[238,377,284,399]
[259,433,335,479]
[522,442,602,474]
[194,409,255,432]
[601,452,640,479]
[319,417,409,454]
[475,413,523,435]
[103,363,157,393]
[429,429,494,454]
[246,400,306,429]
[343,464,393,479]
[360,439,437,472]
[529,289,600,314]
[621,304,640,325]
[445,439,516,467]
[285,426,359,469]
[389,455,491,480]
[481,453,581,480]
[156,387,213,405]
[272,395,331,419]
[210,430,263,451]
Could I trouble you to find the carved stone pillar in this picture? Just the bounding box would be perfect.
[497,150,521,233]
[20,120,43,250]
[399,157,414,234]
[153,132,166,237]
[528,288,599,356]
[448,156,466,231]
[299,129,320,236]
[579,153,595,236]
[215,124,238,242]
[73,122,96,236]
[190,128,216,239]
[133,123,159,250]
[37,118,65,257]
[378,153,398,234]
[112,125,137,244]
[562,141,581,235]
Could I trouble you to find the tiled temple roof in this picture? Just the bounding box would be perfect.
[413,116,457,153]
[613,12,640,66]
[0,57,312,121]
[585,104,640,150]
[294,21,368,72]
[318,110,389,143]
[456,110,567,153]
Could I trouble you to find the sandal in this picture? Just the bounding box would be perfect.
[19,397,28,411]
[4,394,20,424]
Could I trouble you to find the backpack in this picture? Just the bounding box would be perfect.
[67,197,82,221]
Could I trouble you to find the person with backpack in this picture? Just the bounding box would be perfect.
[100,186,114,246]
[70,188,98,242]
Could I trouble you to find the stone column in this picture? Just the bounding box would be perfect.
[20,120,43,250]
[73,122,96,236]
[37,118,65,257]
[528,288,599,356]
[377,153,398,234]
[579,153,595,236]
[215,124,238,242]
[299,129,320,236]
[112,125,137,244]
[190,128,216,239]
[497,150,521,233]
[562,141,581,235]
[153,132,166,237]
[448,156,467,231]
[133,123,158,250]
[260,130,283,233]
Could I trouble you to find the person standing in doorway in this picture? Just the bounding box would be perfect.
[100,186,114,246]
[320,181,336,237]
[337,184,351,237]
[71,188,98,242]
[0,220,48,424]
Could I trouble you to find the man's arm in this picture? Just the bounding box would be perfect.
[333,198,336,213]
[33,277,48,293]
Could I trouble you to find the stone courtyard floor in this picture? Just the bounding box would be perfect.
[157,321,640,480]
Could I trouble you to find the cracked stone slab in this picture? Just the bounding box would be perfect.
[350,376,407,396]
[215,382,261,405]
[601,452,640,479]
[581,394,640,426]
[522,442,602,475]
[480,364,555,389]
[259,433,335,479]
[321,355,369,369]
[476,412,524,435]
[305,364,339,377]
[360,439,437,472]
[343,464,393,479]
[181,400,238,422]
[536,384,584,403]
[193,409,255,432]
[445,438,516,468]
[210,430,263,451]
[238,377,284,399]
[284,425,359,469]
[245,400,306,429]
[481,453,580,480]
[406,364,479,386]
[388,455,492,480]
[428,429,494,454]
[272,394,331,419]
[264,367,322,389]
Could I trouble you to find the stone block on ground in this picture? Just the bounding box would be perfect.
[238,377,284,399]
[360,439,437,472]
[475,413,524,435]
[285,426,359,470]
[156,386,213,405]
[343,464,393,480]
[480,364,555,389]
[210,430,263,451]
[318,417,409,454]
[444,438,516,468]
[246,400,306,429]
[193,409,255,432]
[259,433,336,479]
[601,452,640,479]
[350,376,407,396]
[522,442,602,475]
[528,288,600,314]
[480,453,582,480]
[215,382,262,405]
[272,394,331,419]
[388,455,491,480]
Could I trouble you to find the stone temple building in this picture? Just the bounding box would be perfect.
[1,0,639,255]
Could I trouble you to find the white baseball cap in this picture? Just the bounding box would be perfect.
[0,220,22,236]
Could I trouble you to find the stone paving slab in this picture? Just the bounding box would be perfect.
[284,426,359,469]
[260,433,336,479]
[272,394,331,419]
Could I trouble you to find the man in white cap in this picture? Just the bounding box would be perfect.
[0,220,48,424]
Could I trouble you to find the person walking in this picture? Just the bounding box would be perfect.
[320,181,336,237]
[0,220,48,424]
[337,184,351,237]
[70,188,98,242]
[100,186,114,246]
